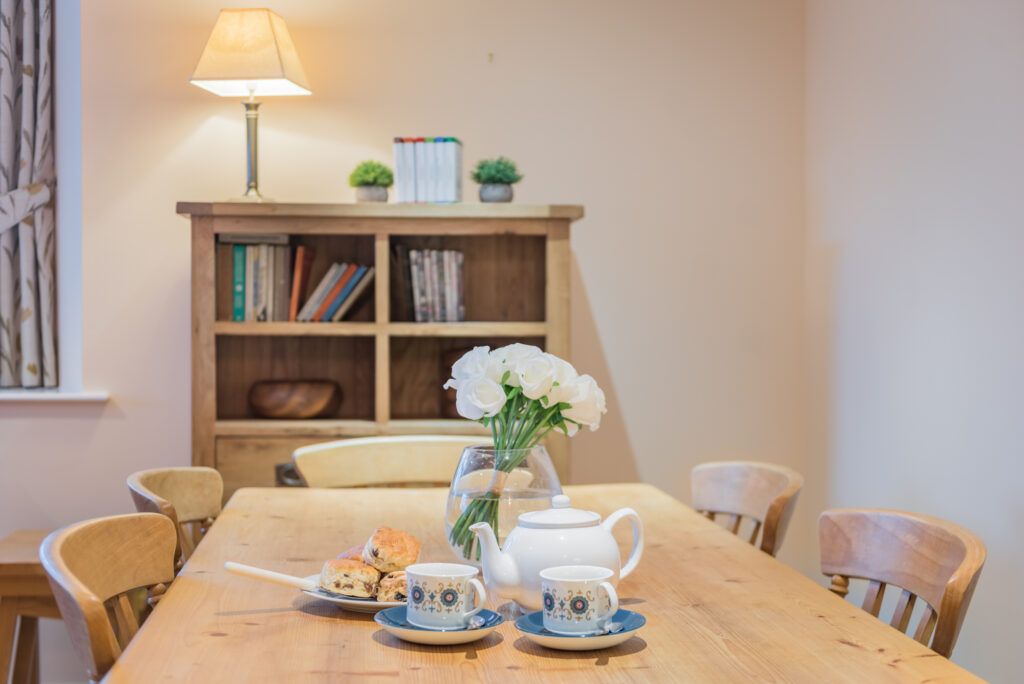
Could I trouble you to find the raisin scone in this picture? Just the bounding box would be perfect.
[336,544,364,561]
[376,571,407,602]
[361,526,421,573]
[319,558,381,598]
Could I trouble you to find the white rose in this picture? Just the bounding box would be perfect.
[543,356,579,406]
[455,376,507,420]
[561,374,607,432]
[517,353,557,400]
[444,346,500,390]
[490,343,542,386]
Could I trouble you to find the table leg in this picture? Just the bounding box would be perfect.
[0,599,17,683]
[12,613,40,684]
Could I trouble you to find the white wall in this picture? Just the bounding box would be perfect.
[1,1,806,681]
[806,1,1024,680]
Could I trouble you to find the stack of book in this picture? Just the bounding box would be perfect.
[391,245,465,322]
[226,236,374,323]
[392,137,462,203]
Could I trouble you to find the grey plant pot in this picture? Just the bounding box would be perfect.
[479,183,514,203]
[355,185,388,202]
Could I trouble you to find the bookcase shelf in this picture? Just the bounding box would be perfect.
[180,201,583,498]
[212,321,548,337]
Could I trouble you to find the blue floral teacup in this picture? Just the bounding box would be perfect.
[540,565,619,635]
[405,562,486,630]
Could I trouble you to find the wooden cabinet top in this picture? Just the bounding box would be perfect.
[176,201,584,221]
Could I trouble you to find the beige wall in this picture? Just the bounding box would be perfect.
[2,1,808,680]
[806,1,1024,680]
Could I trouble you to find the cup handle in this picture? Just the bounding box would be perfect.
[465,577,486,618]
[599,581,619,628]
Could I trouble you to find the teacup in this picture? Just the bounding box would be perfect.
[404,562,486,630]
[539,565,619,635]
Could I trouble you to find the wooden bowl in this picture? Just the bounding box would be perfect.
[248,380,342,419]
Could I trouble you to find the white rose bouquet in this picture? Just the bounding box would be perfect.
[445,343,606,559]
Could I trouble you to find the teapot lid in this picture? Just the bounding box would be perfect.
[517,495,601,529]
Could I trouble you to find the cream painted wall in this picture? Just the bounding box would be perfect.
[1,1,807,680]
[806,1,1024,680]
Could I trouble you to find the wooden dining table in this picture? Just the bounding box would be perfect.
[102,484,982,682]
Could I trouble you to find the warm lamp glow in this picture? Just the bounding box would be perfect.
[190,8,311,97]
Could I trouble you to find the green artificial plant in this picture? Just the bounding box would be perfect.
[348,160,394,188]
[470,156,523,185]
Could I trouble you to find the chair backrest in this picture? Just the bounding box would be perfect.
[40,513,177,682]
[126,467,223,566]
[691,460,804,556]
[292,435,489,488]
[818,508,986,658]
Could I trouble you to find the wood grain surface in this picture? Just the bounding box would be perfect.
[101,485,983,683]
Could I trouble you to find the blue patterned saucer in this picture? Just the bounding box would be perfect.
[514,609,645,651]
[374,606,503,645]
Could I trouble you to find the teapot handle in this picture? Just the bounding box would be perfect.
[604,508,644,580]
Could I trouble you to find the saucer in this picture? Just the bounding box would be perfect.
[374,606,504,645]
[514,609,645,651]
[301,575,403,613]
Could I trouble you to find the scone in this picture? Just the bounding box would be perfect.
[319,558,381,598]
[362,526,421,573]
[376,571,407,602]
[336,544,364,561]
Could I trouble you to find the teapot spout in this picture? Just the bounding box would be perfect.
[469,522,520,601]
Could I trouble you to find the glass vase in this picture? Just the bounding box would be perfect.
[445,445,562,566]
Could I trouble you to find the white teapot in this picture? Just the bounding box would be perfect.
[469,494,643,611]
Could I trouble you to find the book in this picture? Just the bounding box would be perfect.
[413,137,427,202]
[289,246,315,321]
[245,246,256,322]
[330,267,375,321]
[456,251,465,320]
[273,245,291,322]
[218,233,290,245]
[257,244,270,322]
[232,245,245,322]
[393,138,407,203]
[410,250,424,322]
[324,264,368,321]
[435,250,446,321]
[313,263,358,322]
[297,263,342,321]
[425,137,439,202]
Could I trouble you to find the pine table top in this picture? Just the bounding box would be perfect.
[101,484,982,683]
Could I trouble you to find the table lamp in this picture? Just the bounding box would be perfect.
[190,8,311,201]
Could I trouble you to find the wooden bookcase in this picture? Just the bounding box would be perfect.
[178,202,584,497]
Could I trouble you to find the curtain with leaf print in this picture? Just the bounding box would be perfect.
[0,0,56,388]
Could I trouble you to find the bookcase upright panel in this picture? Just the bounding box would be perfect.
[181,202,583,498]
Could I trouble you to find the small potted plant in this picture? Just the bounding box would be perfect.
[349,160,394,202]
[471,157,523,202]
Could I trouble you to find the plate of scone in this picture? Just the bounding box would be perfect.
[305,526,421,613]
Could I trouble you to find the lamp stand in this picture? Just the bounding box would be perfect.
[232,95,266,202]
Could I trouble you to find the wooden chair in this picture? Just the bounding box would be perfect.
[818,509,985,658]
[39,513,177,682]
[292,435,489,488]
[691,461,804,556]
[126,467,223,569]
[0,530,61,684]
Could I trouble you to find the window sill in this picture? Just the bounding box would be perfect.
[0,389,109,403]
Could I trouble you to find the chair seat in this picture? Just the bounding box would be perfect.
[1,530,60,684]
[0,531,53,597]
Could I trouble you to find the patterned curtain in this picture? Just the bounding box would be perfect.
[0,0,56,388]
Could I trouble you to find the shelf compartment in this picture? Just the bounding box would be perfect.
[390,336,545,420]
[389,234,546,323]
[215,336,375,420]
[215,234,376,322]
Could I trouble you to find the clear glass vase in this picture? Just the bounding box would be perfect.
[445,445,562,566]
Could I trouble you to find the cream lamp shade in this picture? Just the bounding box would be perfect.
[190,8,311,97]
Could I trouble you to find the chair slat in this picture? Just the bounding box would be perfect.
[726,514,742,534]
[112,594,140,649]
[913,605,938,645]
[861,580,886,616]
[747,520,762,545]
[889,589,917,632]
